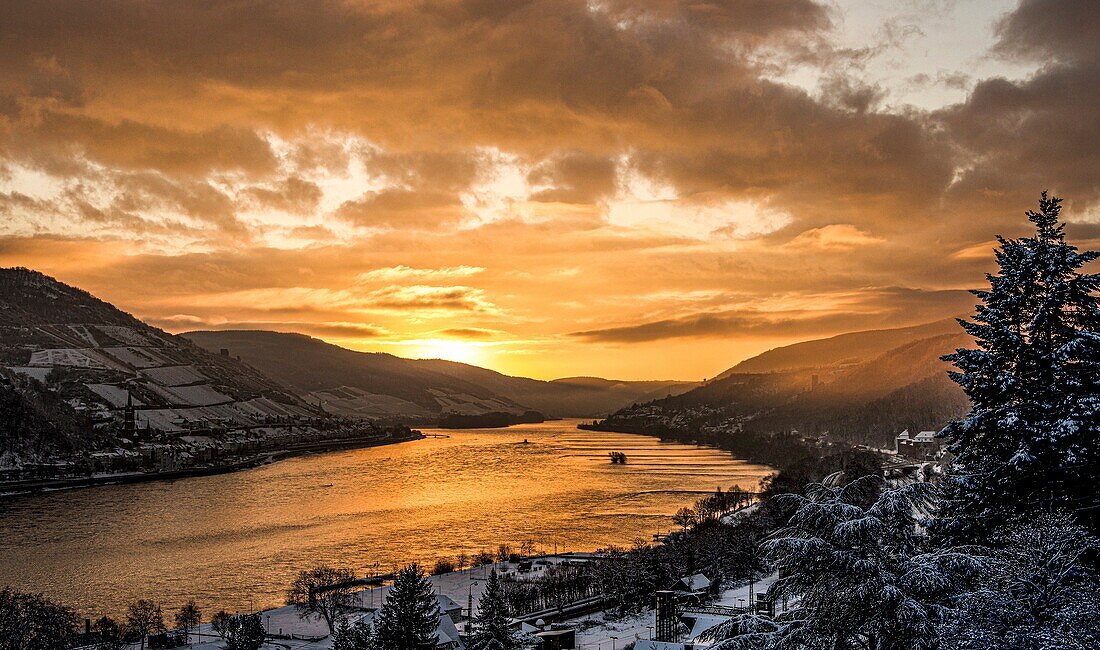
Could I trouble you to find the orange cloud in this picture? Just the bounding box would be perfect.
[0,0,1097,379]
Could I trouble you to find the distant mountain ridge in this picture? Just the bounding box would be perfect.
[597,319,973,446]
[183,330,699,420]
[720,318,962,376]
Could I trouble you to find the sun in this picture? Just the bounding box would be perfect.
[416,338,482,365]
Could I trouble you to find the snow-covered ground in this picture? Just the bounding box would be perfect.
[714,573,779,610]
[168,556,601,649]
[156,564,778,650]
[570,608,654,650]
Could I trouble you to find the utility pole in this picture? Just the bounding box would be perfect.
[467,580,475,634]
[747,539,755,612]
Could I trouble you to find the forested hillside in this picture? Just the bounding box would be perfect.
[595,322,972,446]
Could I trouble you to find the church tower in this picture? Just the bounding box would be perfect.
[123,389,136,439]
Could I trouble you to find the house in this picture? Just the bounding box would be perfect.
[436,594,463,624]
[633,641,693,650]
[682,612,729,641]
[435,613,466,650]
[895,429,945,460]
[534,628,576,650]
[674,574,711,595]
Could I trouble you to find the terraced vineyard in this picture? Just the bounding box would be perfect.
[0,268,358,474]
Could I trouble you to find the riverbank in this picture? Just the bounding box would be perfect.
[578,418,829,479]
[0,421,774,619]
[0,431,424,497]
[436,410,549,429]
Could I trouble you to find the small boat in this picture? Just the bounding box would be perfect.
[320,483,334,488]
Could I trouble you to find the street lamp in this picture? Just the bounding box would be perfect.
[466,579,479,633]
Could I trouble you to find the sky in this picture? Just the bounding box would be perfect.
[1,0,1098,380]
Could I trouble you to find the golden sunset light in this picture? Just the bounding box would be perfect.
[4,0,1096,382]
[3,1,1100,643]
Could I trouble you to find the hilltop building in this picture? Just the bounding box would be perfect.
[894,429,946,460]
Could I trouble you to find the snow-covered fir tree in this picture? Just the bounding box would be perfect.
[936,192,1100,543]
[373,564,439,650]
[940,512,1100,649]
[468,569,529,650]
[705,475,982,650]
[332,617,375,650]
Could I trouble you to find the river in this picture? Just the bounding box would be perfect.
[0,420,773,619]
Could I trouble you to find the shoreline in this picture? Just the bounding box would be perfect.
[1,421,773,620]
[0,432,424,498]
[576,419,801,480]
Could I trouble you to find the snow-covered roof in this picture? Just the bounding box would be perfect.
[897,429,910,439]
[437,614,465,649]
[676,573,711,591]
[914,431,937,441]
[685,613,731,640]
[359,605,465,650]
[634,640,689,650]
[436,593,462,612]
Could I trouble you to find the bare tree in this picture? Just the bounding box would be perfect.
[174,600,201,645]
[126,599,164,650]
[91,616,125,650]
[673,507,696,531]
[286,565,357,634]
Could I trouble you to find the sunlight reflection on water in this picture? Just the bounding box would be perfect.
[0,420,772,618]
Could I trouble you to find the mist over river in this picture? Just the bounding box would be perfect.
[0,420,773,618]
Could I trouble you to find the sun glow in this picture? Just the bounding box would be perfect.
[413,338,484,365]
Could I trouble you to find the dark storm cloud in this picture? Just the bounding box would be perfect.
[941,0,1100,212]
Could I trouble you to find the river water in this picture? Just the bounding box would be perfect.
[0,420,772,619]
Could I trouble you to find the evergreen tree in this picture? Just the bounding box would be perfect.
[940,512,1100,649]
[706,475,982,650]
[373,564,439,650]
[218,613,265,650]
[936,192,1100,542]
[469,570,528,650]
[332,618,376,650]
